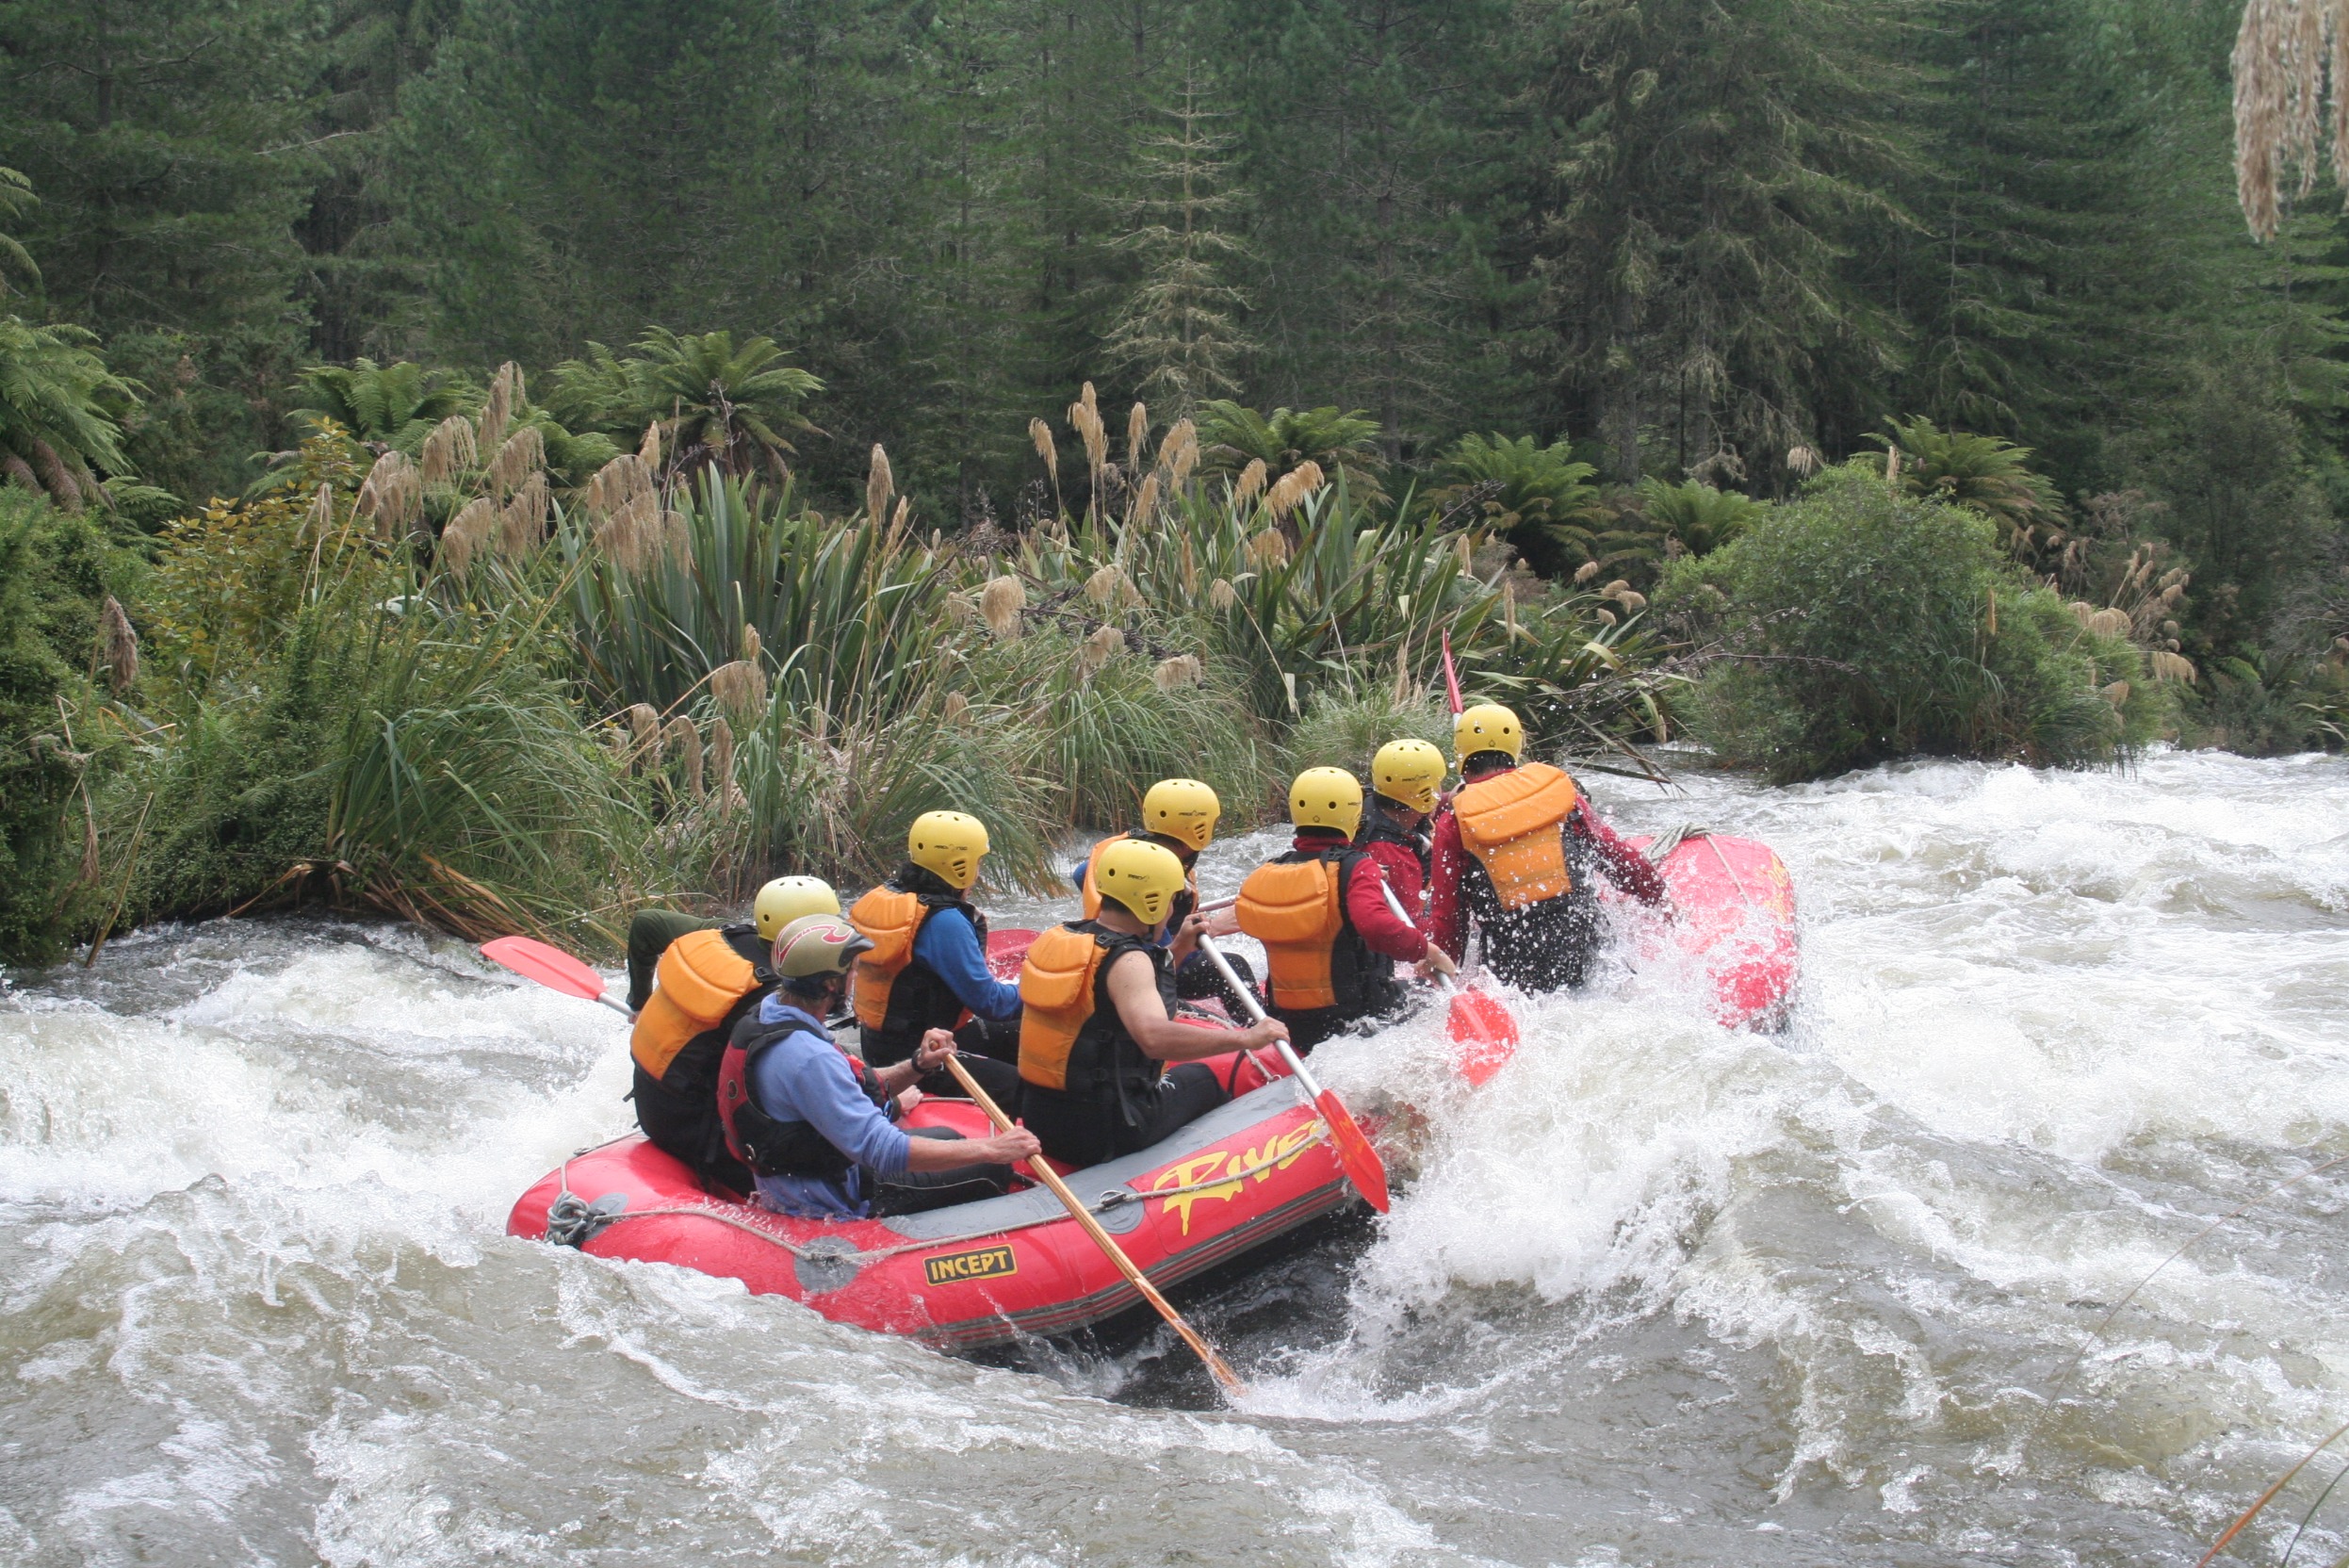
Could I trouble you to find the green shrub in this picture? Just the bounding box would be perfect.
[1281,686,1452,779]
[105,482,672,952]
[1661,465,2161,782]
[0,492,134,961]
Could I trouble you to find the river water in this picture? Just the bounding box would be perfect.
[4,749,2346,1566]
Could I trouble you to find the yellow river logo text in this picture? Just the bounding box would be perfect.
[1149,1123,1323,1235]
[923,1244,1017,1286]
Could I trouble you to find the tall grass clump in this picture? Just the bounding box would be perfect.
[1281,686,1452,776]
[90,432,672,950]
[0,489,136,961]
[1659,464,2164,782]
[1005,460,1675,763]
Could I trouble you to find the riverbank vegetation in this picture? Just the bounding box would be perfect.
[4,0,2349,962]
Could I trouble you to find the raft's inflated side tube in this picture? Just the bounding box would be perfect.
[508,1048,1344,1350]
[1618,832,1800,1030]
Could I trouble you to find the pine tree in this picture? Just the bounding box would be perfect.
[0,0,322,499]
[1215,0,1525,458]
[1101,48,1255,416]
[1524,0,1915,486]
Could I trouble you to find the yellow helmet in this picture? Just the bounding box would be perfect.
[1288,766,1364,838]
[753,874,840,941]
[1454,702,1525,766]
[1094,838,1186,926]
[770,914,874,980]
[1142,777,1220,853]
[907,810,990,890]
[1371,740,1445,814]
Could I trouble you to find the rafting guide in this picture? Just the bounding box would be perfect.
[717,914,1037,1217]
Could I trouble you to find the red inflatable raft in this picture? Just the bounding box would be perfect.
[1619,830,1799,1029]
[507,1050,1354,1349]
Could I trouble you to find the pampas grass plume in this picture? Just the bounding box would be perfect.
[1076,623,1124,677]
[498,471,548,557]
[100,596,138,691]
[626,703,661,764]
[421,415,476,485]
[478,363,515,452]
[980,575,1025,639]
[443,497,498,572]
[709,715,736,792]
[1247,529,1290,567]
[664,715,704,797]
[1234,458,1267,506]
[867,444,893,531]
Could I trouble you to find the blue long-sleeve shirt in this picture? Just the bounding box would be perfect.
[913,906,1022,1020]
[744,994,911,1218]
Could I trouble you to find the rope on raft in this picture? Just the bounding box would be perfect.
[543,1119,1339,1264]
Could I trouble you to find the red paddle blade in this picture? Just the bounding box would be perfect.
[986,927,1038,981]
[1448,988,1519,1086]
[1314,1088,1391,1213]
[481,936,608,1002]
[1441,629,1463,713]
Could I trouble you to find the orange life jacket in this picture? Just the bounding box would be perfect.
[1235,845,1395,1017]
[1453,762,1579,912]
[1079,830,1199,922]
[1017,921,1162,1099]
[629,925,769,1080]
[847,878,987,1061]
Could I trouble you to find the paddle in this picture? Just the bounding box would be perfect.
[939,1054,1248,1401]
[1440,629,1464,715]
[1195,936,1391,1214]
[481,935,636,1018]
[1376,882,1518,1086]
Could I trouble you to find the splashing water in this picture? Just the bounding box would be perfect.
[3,750,2346,1565]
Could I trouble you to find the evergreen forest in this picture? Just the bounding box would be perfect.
[3,0,2348,960]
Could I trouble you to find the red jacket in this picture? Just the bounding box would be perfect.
[1428,779,1664,960]
[1355,835,1430,939]
[1289,831,1428,963]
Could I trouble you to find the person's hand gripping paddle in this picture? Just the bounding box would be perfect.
[1195,937,1391,1214]
[481,936,636,1018]
[1378,882,1518,1086]
[938,1053,1248,1402]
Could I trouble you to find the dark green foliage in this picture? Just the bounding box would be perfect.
[1437,433,1602,578]
[1195,401,1386,499]
[291,359,479,448]
[0,0,323,502]
[550,330,823,483]
[1525,0,1913,487]
[0,493,130,960]
[1215,0,1524,446]
[0,315,140,508]
[1636,479,1763,558]
[2120,356,2335,659]
[1662,466,2161,781]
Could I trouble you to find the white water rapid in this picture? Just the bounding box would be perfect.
[4,749,2346,1566]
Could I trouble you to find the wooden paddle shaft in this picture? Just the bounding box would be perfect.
[938,1054,1247,1398]
[1195,936,1333,1103]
